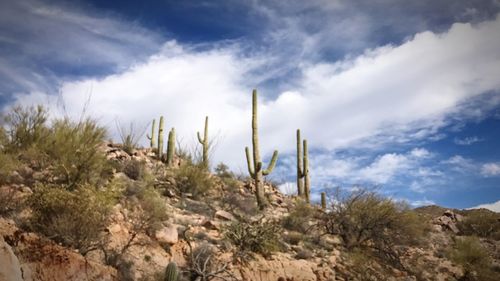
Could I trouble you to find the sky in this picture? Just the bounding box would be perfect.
[0,0,499,211]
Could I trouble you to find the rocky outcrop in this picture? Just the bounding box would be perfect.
[0,235,23,281]
[433,210,463,234]
[0,218,117,281]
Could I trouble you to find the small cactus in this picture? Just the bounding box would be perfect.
[245,89,279,210]
[164,262,178,281]
[197,116,209,169]
[146,119,156,148]
[166,128,175,166]
[321,192,326,210]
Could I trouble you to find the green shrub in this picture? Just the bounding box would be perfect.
[318,188,428,270]
[0,152,18,185]
[282,199,315,233]
[458,211,500,239]
[42,118,110,189]
[28,184,116,255]
[224,218,281,257]
[449,236,497,281]
[174,162,215,199]
[123,160,145,180]
[3,105,49,152]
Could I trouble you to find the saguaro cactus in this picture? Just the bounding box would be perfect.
[297,129,311,203]
[303,139,310,203]
[245,89,279,210]
[146,119,156,148]
[296,129,304,196]
[164,262,178,281]
[166,128,175,166]
[321,192,326,210]
[158,116,165,159]
[197,116,209,168]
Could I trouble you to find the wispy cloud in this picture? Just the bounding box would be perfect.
[454,136,483,145]
[481,163,500,176]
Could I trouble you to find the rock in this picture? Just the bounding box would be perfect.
[0,235,23,281]
[202,220,221,230]
[215,210,236,221]
[155,225,178,245]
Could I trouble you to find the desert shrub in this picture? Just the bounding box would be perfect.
[458,211,500,239]
[0,186,22,216]
[224,218,281,257]
[28,184,116,255]
[215,162,233,179]
[174,162,215,199]
[221,192,258,217]
[41,118,109,189]
[449,236,497,281]
[123,160,145,180]
[3,105,49,152]
[124,183,169,234]
[283,231,304,245]
[116,121,145,155]
[318,188,427,268]
[282,199,315,233]
[0,152,19,185]
[295,248,314,259]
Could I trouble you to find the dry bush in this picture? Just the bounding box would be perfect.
[0,152,18,185]
[3,105,49,152]
[282,198,315,233]
[28,184,116,255]
[42,118,110,189]
[123,159,146,180]
[0,186,21,216]
[224,218,282,257]
[318,188,428,268]
[448,236,498,281]
[458,211,500,239]
[175,162,215,199]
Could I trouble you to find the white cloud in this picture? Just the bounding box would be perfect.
[454,136,483,145]
[442,155,476,173]
[481,163,500,176]
[9,12,500,184]
[469,200,500,212]
[410,198,436,207]
[410,148,432,158]
[358,153,409,184]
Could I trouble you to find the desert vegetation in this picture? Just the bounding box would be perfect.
[0,92,499,281]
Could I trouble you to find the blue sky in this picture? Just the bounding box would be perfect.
[1,0,499,210]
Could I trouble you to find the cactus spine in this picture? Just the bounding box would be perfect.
[166,128,175,166]
[146,119,156,148]
[158,116,165,159]
[164,262,178,281]
[321,192,326,210]
[245,89,279,210]
[297,129,310,203]
[197,116,209,168]
[303,139,310,203]
[296,129,304,197]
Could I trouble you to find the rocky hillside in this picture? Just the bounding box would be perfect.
[0,106,499,281]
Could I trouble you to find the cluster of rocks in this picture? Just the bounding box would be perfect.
[432,210,464,234]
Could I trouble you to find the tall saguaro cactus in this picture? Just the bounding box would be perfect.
[166,128,175,166]
[297,129,311,203]
[146,119,156,148]
[157,116,165,159]
[245,89,279,210]
[303,139,310,203]
[296,129,304,196]
[197,116,209,168]
[321,192,326,210]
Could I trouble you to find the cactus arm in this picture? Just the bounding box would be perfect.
[245,146,255,176]
[262,150,279,175]
[197,131,203,143]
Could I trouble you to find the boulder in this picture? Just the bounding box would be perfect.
[155,224,179,245]
[215,210,236,221]
[0,236,23,281]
